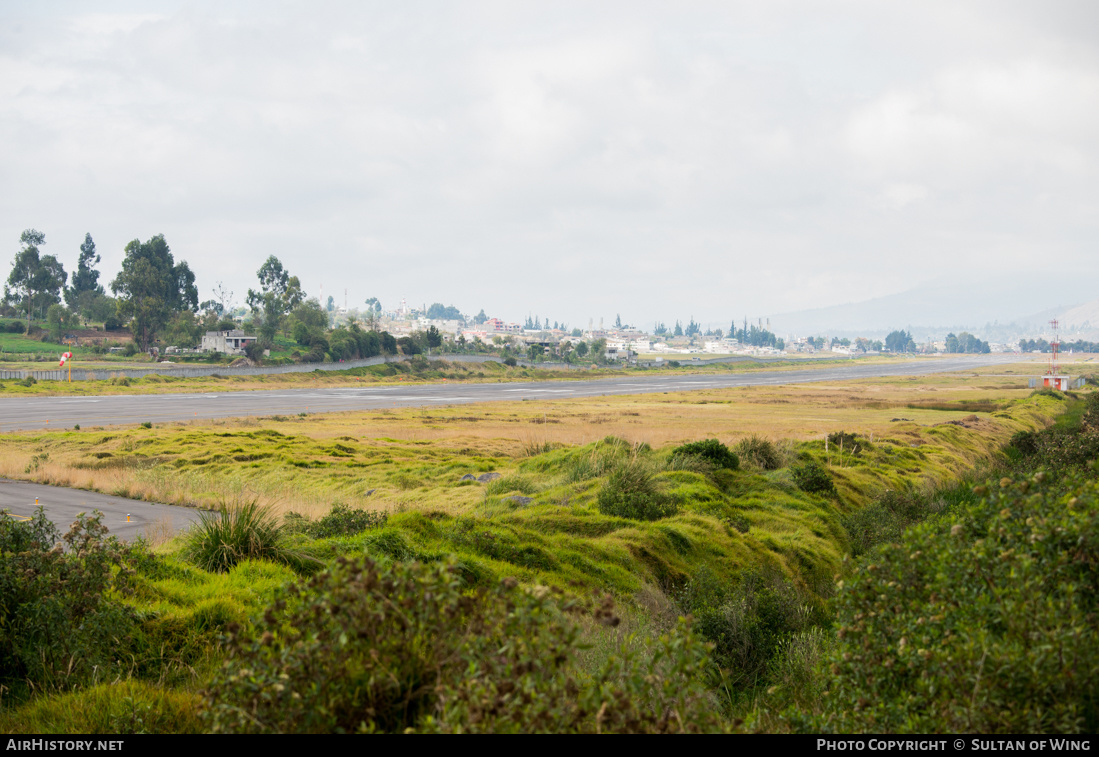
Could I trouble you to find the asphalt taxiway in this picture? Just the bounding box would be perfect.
[0,355,1018,432]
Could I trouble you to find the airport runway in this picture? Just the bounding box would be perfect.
[0,355,1018,432]
[0,478,208,542]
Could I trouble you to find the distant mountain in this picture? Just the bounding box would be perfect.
[769,275,1098,341]
[1055,300,1099,334]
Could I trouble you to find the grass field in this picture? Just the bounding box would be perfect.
[0,367,1087,733]
[0,370,1056,539]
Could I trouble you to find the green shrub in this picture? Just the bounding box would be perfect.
[790,461,834,495]
[841,490,946,557]
[597,460,678,521]
[202,556,722,733]
[736,435,782,470]
[810,469,1099,734]
[182,501,314,573]
[1025,426,1099,471]
[826,431,867,454]
[663,452,715,475]
[1083,391,1099,430]
[671,439,739,471]
[1007,429,1040,457]
[0,508,140,691]
[675,567,824,693]
[287,503,388,539]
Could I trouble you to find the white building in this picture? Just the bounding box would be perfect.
[201,330,257,355]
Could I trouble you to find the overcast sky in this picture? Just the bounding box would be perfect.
[2,1,1097,330]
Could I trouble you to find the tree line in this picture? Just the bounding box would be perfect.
[1019,338,1099,353]
[945,331,990,354]
[2,229,201,350]
[0,230,597,365]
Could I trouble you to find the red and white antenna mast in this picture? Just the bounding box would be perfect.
[1047,319,1061,376]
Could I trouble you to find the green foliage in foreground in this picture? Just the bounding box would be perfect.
[674,565,827,695]
[0,390,1075,732]
[203,556,722,733]
[841,489,960,558]
[1005,392,1099,472]
[806,466,1099,734]
[0,509,139,692]
[0,679,202,735]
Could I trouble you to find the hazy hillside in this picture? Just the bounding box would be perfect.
[769,275,1098,341]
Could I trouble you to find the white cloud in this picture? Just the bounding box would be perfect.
[880,182,930,210]
[0,2,1096,328]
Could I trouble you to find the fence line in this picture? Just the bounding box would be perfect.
[0,353,566,382]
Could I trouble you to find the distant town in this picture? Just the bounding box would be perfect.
[4,230,1096,365]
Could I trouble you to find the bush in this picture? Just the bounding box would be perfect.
[244,341,266,362]
[677,567,824,692]
[841,490,946,557]
[1007,429,1040,457]
[1019,426,1099,471]
[503,356,517,367]
[736,435,782,470]
[597,460,678,521]
[811,469,1099,734]
[0,508,140,691]
[790,461,834,495]
[826,431,867,453]
[1083,392,1099,430]
[286,504,388,539]
[182,501,314,574]
[202,556,722,733]
[671,439,739,471]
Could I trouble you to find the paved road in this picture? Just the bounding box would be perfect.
[0,478,208,542]
[0,355,1019,432]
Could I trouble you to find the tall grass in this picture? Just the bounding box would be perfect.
[181,501,317,574]
[596,458,678,520]
[735,435,785,470]
[139,514,178,550]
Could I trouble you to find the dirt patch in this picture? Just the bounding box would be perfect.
[935,414,996,432]
[64,328,134,346]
